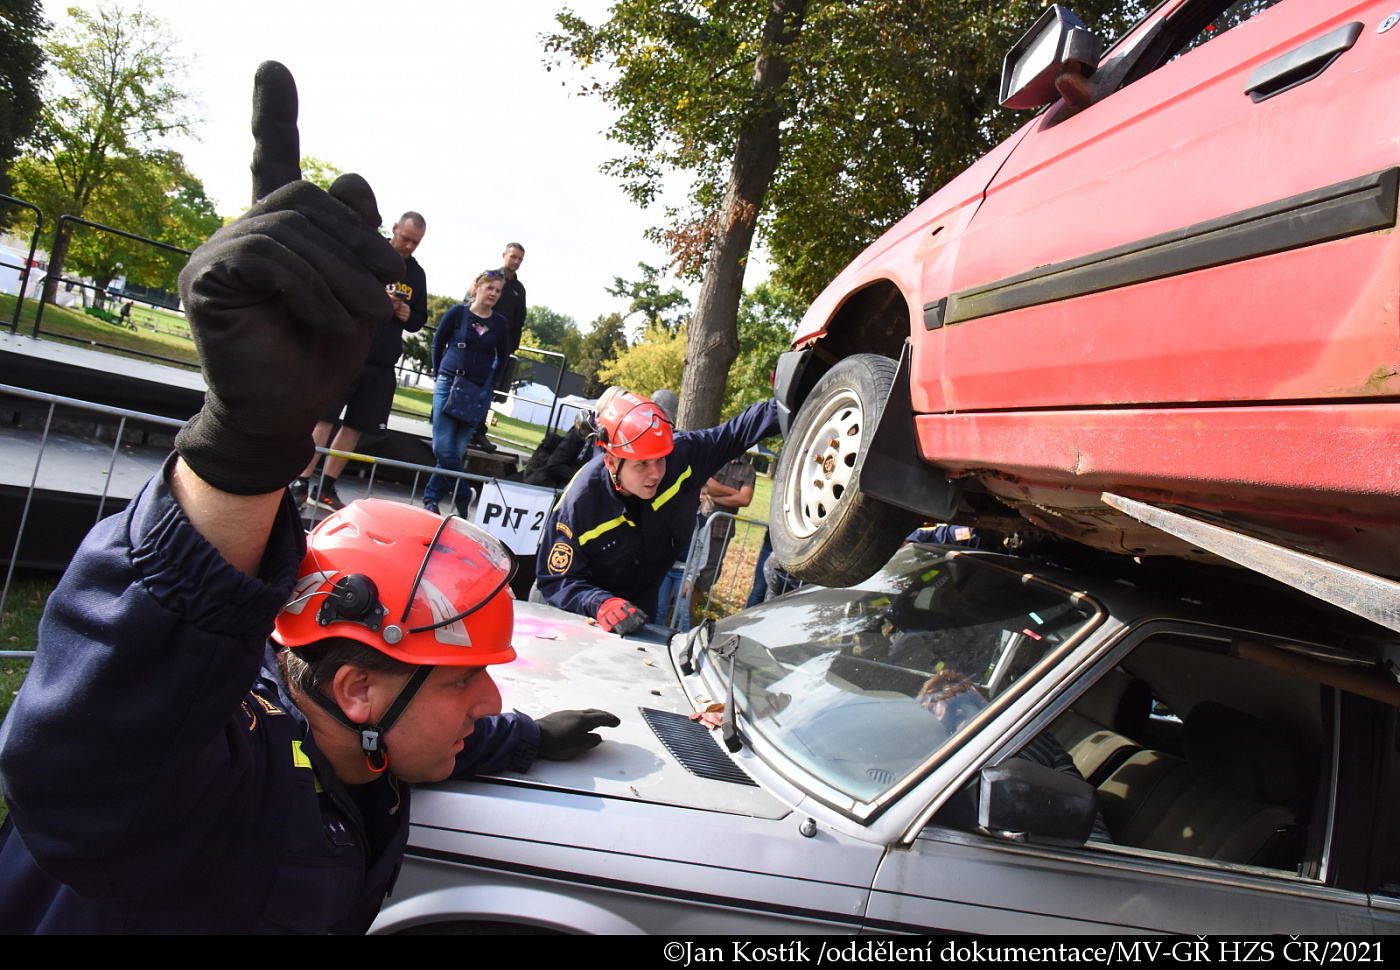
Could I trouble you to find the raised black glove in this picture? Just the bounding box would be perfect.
[175,61,403,495]
[535,709,621,761]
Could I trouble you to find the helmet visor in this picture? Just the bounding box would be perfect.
[402,515,514,636]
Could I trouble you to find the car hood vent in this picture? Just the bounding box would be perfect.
[640,707,756,786]
[867,767,896,787]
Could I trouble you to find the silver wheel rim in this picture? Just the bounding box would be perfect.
[783,387,863,540]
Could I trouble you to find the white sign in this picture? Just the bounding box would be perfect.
[472,479,558,556]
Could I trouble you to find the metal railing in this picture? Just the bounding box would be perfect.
[664,510,804,629]
[29,215,195,369]
[1,193,43,334]
[0,383,518,658]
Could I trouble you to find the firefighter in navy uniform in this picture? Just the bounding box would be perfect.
[536,391,779,635]
[0,61,615,935]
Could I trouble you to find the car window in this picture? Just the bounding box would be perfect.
[1171,0,1284,59]
[707,548,1101,804]
[1117,0,1286,88]
[963,631,1336,875]
[1366,706,1400,898]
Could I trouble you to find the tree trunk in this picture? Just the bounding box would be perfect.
[677,0,807,431]
[42,221,74,305]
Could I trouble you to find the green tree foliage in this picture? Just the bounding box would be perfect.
[765,0,1148,301]
[725,281,801,417]
[299,155,343,192]
[522,304,583,362]
[599,323,687,401]
[400,292,459,373]
[576,312,629,397]
[15,2,195,301]
[606,262,691,335]
[0,0,48,206]
[550,0,808,430]
[598,281,798,419]
[37,149,219,294]
[425,292,456,330]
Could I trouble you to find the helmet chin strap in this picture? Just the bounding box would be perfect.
[304,665,436,774]
[610,457,626,491]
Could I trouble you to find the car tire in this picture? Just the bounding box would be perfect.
[770,353,921,587]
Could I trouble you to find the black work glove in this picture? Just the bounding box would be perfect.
[596,597,648,635]
[175,61,403,495]
[535,709,622,761]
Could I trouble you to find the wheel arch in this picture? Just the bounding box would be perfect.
[789,278,911,411]
[371,884,647,935]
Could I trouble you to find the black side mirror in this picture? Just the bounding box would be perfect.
[979,759,1097,847]
[1000,4,1103,109]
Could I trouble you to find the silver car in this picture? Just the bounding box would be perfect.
[373,546,1399,934]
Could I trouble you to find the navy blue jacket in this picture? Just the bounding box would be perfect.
[0,464,537,934]
[431,304,511,388]
[536,400,779,620]
[366,253,428,367]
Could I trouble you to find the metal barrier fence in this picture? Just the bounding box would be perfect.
[1,193,43,334]
[1,382,781,656]
[28,215,195,369]
[0,383,505,659]
[4,190,581,452]
[665,510,805,629]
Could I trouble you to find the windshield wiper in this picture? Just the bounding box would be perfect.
[710,633,743,753]
[677,622,745,753]
[676,617,714,675]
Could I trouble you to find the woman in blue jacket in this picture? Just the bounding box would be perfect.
[425,271,513,513]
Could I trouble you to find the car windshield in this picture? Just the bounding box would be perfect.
[708,547,1101,804]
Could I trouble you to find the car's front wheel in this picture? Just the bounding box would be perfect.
[770,354,921,587]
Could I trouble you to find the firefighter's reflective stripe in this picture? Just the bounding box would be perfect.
[579,514,633,546]
[651,465,693,511]
[292,739,324,792]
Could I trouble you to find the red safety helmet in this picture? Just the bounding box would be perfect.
[595,391,673,460]
[273,500,516,773]
[274,499,516,666]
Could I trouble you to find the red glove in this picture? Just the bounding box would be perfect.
[597,597,648,635]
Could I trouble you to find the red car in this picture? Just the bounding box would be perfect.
[771,0,1400,589]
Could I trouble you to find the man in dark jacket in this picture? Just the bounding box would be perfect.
[292,211,430,512]
[536,391,779,635]
[0,62,613,935]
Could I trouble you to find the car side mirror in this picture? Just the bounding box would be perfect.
[978,759,1097,847]
[1000,4,1103,109]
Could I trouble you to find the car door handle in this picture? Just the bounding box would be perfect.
[1245,21,1362,102]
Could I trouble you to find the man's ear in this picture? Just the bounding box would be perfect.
[331,664,375,725]
[602,453,618,475]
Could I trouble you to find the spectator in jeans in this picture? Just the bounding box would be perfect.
[424,270,511,515]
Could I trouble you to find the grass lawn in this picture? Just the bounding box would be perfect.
[489,412,547,452]
[1,293,199,369]
[390,385,548,453]
[129,303,191,337]
[394,384,432,418]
